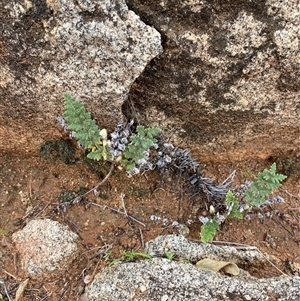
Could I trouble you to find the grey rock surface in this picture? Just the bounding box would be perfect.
[81,235,300,301]
[145,235,269,266]
[12,218,79,279]
[0,0,299,164]
[127,0,300,162]
[0,0,162,155]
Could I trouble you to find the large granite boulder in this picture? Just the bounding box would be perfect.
[0,0,299,164]
[126,0,300,162]
[80,235,300,301]
[0,0,162,155]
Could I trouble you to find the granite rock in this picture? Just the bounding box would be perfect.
[12,218,79,279]
[126,0,300,163]
[1,0,299,164]
[81,235,300,301]
[0,0,162,155]
[145,235,268,266]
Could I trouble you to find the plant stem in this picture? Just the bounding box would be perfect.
[80,163,115,198]
[52,163,115,212]
[87,201,145,227]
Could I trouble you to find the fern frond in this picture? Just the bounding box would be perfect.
[63,93,101,149]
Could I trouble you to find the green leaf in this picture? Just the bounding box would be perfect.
[225,191,243,219]
[87,150,102,161]
[126,162,135,170]
[200,219,219,243]
[244,163,286,208]
[121,126,160,171]
[63,93,101,149]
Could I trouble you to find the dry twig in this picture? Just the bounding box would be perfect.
[139,228,145,248]
[87,201,145,227]
[279,189,300,202]
[212,240,287,276]
[52,163,114,212]
[0,279,12,301]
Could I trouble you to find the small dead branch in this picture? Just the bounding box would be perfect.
[211,240,287,276]
[221,170,236,186]
[79,163,115,199]
[0,279,12,301]
[139,228,145,248]
[87,243,113,261]
[57,282,70,301]
[65,218,83,240]
[272,218,300,243]
[21,204,42,221]
[80,244,114,286]
[279,189,300,202]
[52,163,114,212]
[84,257,102,285]
[120,193,128,217]
[34,202,52,218]
[15,278,29,301]
[2,269,18,281]
[87,201,145,227]
[28,174,33,199]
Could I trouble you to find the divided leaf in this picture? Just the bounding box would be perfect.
[122,126,160,170]
[200,164,286,242]
[87,149,103,161]
[225,191,243,219]
[244,163,286,207]
[63,93,101,149]
[200,219,219,243]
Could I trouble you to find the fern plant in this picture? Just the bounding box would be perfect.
[225,190,243,219]
[200,163,286,243]
[244,163,287,207]
[60,94,287,244]
[61,93,160,171]
[200,219,220,243]
[63,93,111,161]
[122,126,160,170]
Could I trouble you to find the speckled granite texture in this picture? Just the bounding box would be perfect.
[12,218,79,279]
[126,0,300,162]
[81,235,300,301]
[0,0,162,154]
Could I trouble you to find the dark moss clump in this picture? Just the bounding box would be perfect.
[40,139,76,164]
